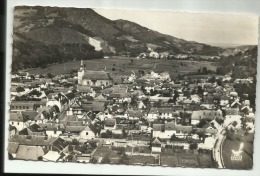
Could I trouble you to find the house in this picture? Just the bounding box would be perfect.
[38,123,65,137]
[128,110,144,121]
[157,108,173,119]
[151,137,162,153]
[226,108,239,116]
[10,111,28,131]
[153,123,181,139]
[34,107,54,123]
[109,93,131,103]
[230,101,241,108]
[230,91,238,98]
[138,101,146,109]
[198,137,216,150]
[92,101,105,114]
[190,94,201,103]
[17,72,30,80]
[191,110,222,125]
[43,150,64,162]
[9,135,69,153]
[152,124,167,139]
[209,118,222,130]
[79,124,98,139]
[149,51,160,59]
[139,123,151,133]
[243,100,250,106]
[220,96,230,107]
[245,112,255,132]
[104,118,117,130]
[147,108,158,122]
[46,93,69,112]
[9,125,17,136]
[78,61,113,86]
[241,106,251,115]
[65,122,86,135]
[10,102,36,112]
[66,101,84,118]
[26,124,46,136]
[144,83,155,93]
[77,85,93,93]
[201,94,215,109]
[20,111,39,125]
[15,145,45,161]
[8,142,19,158]
[95,94,107,102]
[76,154,91,163]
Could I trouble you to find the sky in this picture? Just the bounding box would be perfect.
[95,9,259,46]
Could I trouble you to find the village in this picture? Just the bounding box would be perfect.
[8,58,255,168]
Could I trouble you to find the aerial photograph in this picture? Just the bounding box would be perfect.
[8,6,258,170]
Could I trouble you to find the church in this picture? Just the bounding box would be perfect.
[78,60,113,86]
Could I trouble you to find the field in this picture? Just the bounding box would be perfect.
[25,56,218,77]
[222,136,253,169]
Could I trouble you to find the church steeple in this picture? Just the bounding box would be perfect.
[78,60,85,84]
[80,60,84,70]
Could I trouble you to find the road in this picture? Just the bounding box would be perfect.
[213,125,226,168]
[213,119,238,168]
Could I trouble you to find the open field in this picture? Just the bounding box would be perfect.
[222,136,253,169]
[25,56,219,77]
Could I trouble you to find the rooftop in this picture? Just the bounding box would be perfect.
[82,70,112,80]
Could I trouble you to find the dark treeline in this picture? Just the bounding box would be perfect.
[216,46,257,78]
[12,36,104,71]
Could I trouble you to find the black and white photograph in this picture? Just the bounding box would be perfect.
[7,4,259,172]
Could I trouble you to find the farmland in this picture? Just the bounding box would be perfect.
[25,56,219,77]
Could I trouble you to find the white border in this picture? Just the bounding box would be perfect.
[5,0,260,175]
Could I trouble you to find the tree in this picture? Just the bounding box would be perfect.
[68,145,74,152]
[197,119,207,128]
[189,143,198,150]
[16,86,25,92]
[100,130,112,138]
[29,89,42,97]
[209,76,216,83]
[198,86,204,95]
[119,153,129,164]
[101,155,111,164]
[170,134,177,142]
[88,140,97,149]
[37,156,43,161]
[217,79,223,86]
[130,96,138,108]
[202,67,208,74]
[122,128,127,138]
[30,75,35,80]
[39,74,45,78]
[90,157,97,164]
[52,105,60,113]
[130,59,134,65]
[47,73,54,79]
[72,139,78,145]
[122,101,128,109]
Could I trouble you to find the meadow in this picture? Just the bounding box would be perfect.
[25,56,218,77]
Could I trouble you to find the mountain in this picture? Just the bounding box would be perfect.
[13,6,224,71]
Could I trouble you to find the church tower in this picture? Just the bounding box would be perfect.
[78,60,85,84]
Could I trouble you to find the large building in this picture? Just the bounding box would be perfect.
[78,60,113,86]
